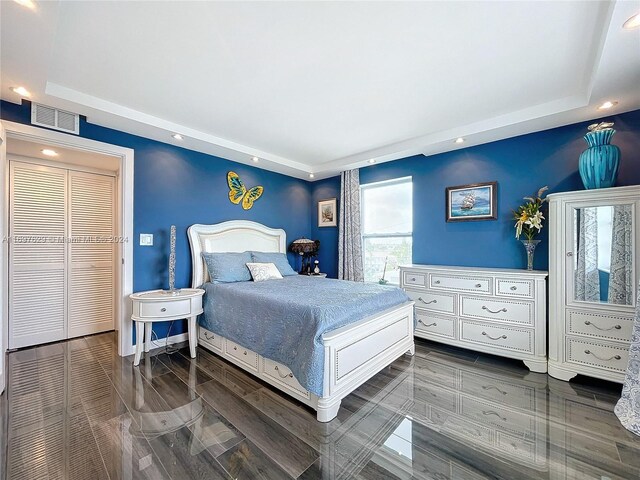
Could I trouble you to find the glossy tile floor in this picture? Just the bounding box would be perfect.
[1,333,639,480]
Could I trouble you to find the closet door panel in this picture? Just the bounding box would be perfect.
[9,162,67,348]
[68,171,115,337]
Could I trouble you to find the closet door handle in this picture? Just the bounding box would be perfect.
[584,350,621,361]
[482,306,507,314]
[584,320,622,331]
[566,252,574,257]
[482,331,507,340]
[417,297,437,305]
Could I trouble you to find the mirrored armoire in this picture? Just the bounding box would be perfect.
[548,185,640,383]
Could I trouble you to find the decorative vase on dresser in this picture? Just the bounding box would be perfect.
[548,185,640,383]
[399,265,548,372]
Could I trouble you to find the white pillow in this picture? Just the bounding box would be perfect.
[246,262,284,282]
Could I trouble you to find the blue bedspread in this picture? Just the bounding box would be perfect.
[200,276,410,396]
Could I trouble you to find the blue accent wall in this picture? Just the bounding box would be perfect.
[1,100,312,341]
[310,176,341,279]
[312,109,640,275]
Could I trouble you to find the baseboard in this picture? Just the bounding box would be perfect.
[121,332,189,357]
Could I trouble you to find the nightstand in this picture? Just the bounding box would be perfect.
[130,288,204,366]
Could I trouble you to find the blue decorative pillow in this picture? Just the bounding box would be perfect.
[202,252,252,283]
[250,252,297,276]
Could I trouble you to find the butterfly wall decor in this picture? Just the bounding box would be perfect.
[227,171,264,210]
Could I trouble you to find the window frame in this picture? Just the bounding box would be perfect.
[360,176,413,284]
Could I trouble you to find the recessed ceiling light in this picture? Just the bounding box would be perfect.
[172,133,183,140]
[623,12,640,29]
[41,149,58,157]
[455,137,465,144]
[13,0,37,10]
[368,159,376,164]
[10,86,31,97]
[598,101,618,110]
[309,173,315,179]
[252,156,259,163]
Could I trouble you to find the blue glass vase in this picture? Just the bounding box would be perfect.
[578,129,620,189]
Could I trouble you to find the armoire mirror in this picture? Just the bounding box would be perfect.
[573,204,634,305]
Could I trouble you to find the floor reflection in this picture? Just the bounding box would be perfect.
[2,333,640,479]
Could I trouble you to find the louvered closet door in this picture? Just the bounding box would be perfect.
[68,171,116,337]
[9,162,67,348]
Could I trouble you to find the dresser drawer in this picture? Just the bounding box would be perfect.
[459,370,535,411]
[566,310,634,343]
[198,327,223,352]
[415,310,456,339]
[460,319,534,353]
[403,271,427,288]
[139,299,190,318]
[224,339,259,372]
[441,415,493,445]
[566,337,629,373]
[430,274,492,294]
[496,278,535,298]
[460,296,534,326]
[460,396,536,435]
[496,431,536,463]
[405,288,456,314]
[413,382,457,412]
[261,358,310,399]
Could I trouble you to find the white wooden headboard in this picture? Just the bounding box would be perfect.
[187,220,287,287]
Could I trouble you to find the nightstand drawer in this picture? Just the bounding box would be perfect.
[140,299,190,318]
[225,339,259,372]
[405,288,456,314]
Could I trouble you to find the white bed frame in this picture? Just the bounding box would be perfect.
[187,220,415,422]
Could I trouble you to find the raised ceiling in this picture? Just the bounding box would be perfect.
[1,1,639,180]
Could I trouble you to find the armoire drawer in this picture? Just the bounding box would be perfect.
[415,310,456,339]
[460,296,534,326]
[566,310,633,343]
[430,274,492,294]
[495,278,535,298]
[460,319,534,354]
[403,271,427,288]
[225,339,259,372]
[405,288,456,314]
[565,338,629,373]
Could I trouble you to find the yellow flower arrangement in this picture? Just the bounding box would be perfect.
[514,187,548,241]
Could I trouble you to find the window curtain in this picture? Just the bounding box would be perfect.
[338,169,364,282]
[615,280,640,436]
[575,207,600,302]
[609,205,633,304]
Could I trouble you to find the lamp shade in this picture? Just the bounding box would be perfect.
[289,238,320,255]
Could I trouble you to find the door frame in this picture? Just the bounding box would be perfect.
[1,120,135,358]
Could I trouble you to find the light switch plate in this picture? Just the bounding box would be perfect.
[139,234,153,246]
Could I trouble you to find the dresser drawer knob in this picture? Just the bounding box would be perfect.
[418,297,437,305]
[411,277,416,282]
[482,331,507,340]
[434,280,441,285]
[510,286,518,291]
[274,365,294,379]
[584,349,621,361]
[160,307,167,312]
[482,410,507,421]
[482,306,507,314]
[418,320,437,327]
[584,320,622,331]
[475,283,482,288]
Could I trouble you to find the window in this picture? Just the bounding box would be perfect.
[361,177,412,284]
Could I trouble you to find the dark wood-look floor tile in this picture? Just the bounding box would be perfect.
[216,438,294,479]
[147,425,231,479]
[188,402,245,458]
[157,351,214,387]
[197,378,320,478]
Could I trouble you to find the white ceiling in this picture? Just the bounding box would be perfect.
[7,138,121,172]
[1,1,639,180]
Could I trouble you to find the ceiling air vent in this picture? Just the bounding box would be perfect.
[31,103,80,135]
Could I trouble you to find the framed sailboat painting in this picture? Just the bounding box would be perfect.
[446,181,497,222]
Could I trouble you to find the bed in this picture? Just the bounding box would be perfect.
[187,220,415,422]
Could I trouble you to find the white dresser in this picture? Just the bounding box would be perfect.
[399,265,548,372]
[548,186,640,383]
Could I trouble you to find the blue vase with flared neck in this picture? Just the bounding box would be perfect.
[578,129,620,189]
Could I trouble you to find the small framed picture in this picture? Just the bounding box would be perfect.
[446,181,497,222]
[318,198,337,227]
